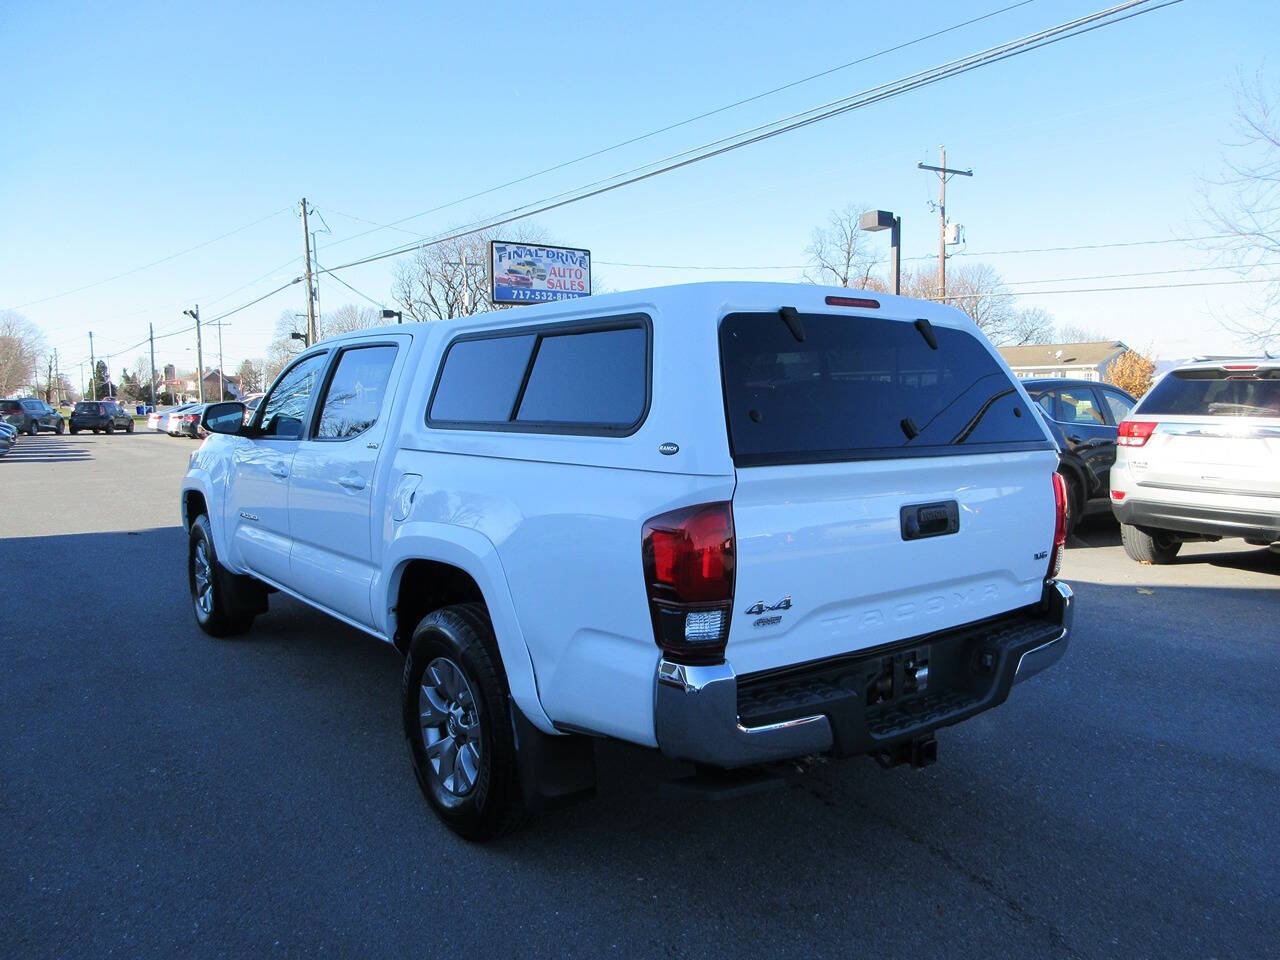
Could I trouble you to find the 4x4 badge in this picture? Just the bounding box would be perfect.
[744,596,791,615]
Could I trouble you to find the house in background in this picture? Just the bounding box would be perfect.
[998,341,1130,382]
[201,370,242,400]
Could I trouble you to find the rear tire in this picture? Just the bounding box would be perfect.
[55,419,65,434]
[402,604,525,841]
[70,427,79,435]
[188,514,257,636]
[125,420,134,433]
[27,422,38,436]
[105,422,114,434]
[1121,524,1182,564]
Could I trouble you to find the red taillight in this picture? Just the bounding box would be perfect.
[825,295,880,309]
[1117,420,1157,447]
[1110,490,1125,501]
[642,502,735,663]
[1049,473,1067,579]
[1223,364,1257,371]
[182,414,198,423]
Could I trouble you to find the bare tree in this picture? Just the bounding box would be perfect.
[1055,322,1107,343]
[323,304,383,335]
[890,262,1053,345]
[0,310,43,397]
[803,203,880,288]
[392,224,547,322]
[1200,70,1280,350]
[262,303,387,385]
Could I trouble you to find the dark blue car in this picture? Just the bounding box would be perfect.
[1021,378,1137,533]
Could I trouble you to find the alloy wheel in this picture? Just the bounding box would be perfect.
[418,657,483,797]
[192,539,214,617]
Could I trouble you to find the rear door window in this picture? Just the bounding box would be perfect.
[719,311,1049,465]
[1138,369,1280,417]
[1099,388,1135,423]
[316,345,398,440]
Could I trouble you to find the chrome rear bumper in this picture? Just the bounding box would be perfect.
[654,581,1072,769]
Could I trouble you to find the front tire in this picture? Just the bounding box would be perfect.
[56,419,65,434]
[105,422,114,434]
[125,420,134,433]
[402,604,525,840]
[1121,523,1182,564]
[188,514,256,636]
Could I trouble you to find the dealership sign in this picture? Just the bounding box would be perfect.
[489,241,591,305]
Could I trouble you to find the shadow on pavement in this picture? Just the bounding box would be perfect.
[0,435,92,463]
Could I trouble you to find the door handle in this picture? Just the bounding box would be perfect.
[337,473,367,491]
[1067,435,1084,444]
[269,463,290,479]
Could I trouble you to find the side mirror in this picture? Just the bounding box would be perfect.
[203,401,247,436]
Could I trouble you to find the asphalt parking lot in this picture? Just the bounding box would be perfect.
[2,431,1277,959]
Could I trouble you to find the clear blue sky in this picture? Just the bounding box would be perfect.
[2,0,1276,384]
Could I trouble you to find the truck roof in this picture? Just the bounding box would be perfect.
[314,281,980,346]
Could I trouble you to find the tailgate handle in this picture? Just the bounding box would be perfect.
[901,501,959,541]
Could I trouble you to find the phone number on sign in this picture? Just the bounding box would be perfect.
[497,288,587,302]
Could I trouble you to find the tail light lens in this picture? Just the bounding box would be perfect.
[642,502,735,664]
[1049,472,1067,579]
[1117,420,1157,447]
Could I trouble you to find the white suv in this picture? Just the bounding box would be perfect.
[181,282,1072,838]
[1111,358,1280,563]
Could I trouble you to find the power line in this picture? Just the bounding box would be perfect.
[313,256,386,309]
[314,1,1042,253]
[594,233,1234,271]
[940,277,1274,298]
[315,0,1183,281]
[1004,261,1280,286]
[5,207,292,310]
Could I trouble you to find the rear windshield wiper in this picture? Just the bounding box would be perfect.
[951,387,1015,444]
[779,306,805,343]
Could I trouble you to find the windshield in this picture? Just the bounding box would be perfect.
[719,311,1048,465]
[1139,369,1280,418]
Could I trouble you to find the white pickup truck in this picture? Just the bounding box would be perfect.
[182,282,1072,839]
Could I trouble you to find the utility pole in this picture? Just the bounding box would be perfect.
[208,321,230,399]
[184,305,204,403]
[89,331,96,400]
[300,198,318,347]
[917,145,972,304]
[148,323,157,408]
[53,349,60,405]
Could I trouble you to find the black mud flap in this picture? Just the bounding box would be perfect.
[511,703,597,811]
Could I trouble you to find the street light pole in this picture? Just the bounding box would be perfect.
[859,209,902,295]
[184,306,204,404]
[382,308,403,325]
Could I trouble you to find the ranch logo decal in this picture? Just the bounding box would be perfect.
[489,241,591,305]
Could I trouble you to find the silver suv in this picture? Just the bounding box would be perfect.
[1110,358,1280,563]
